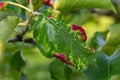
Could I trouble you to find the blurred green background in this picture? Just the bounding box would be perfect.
[0,0,120,80]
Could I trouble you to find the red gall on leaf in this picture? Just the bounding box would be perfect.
[0,2,6,10]
[44,0,50,3]
[54,53,67,63]
[72,24,80,30]
[47,15,52,18]
[54,53,73,65]
[66,62,73,65]
[54,53,60,58]
[71,24,87,41]
[43,0,53,7]
[58,54,67,63]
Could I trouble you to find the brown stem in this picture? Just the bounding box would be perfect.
[9,38,37,45]
[8,14,35,45]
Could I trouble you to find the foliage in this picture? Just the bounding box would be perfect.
[0,0,120,80]
[102,24,120,55]
[84,46,120,80]
[0,16,19,54]
[54,0,116,13]
[33,13,95,71]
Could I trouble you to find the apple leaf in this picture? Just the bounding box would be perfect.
[102,24,120,55]
[54,0,116,13]
[49,59,72,80]
[33,13,95,71]
[84,46,120,80]
[10,51,25,71]
[0,16,20,54]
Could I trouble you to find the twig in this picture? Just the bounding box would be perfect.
[9,38,37,45]
[89,9,115,17]
[22,0,33,35]
[8,14,34,44]
[22,14,33,35]
[8,0,38,45]
[29,0,33,12]
[7,1,31,12]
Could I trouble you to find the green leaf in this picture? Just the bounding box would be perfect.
[88,32,107,50]
[5,4,22,15]
[0,16,20,54]
[10,51,25,71]
[0,11,12,21]
[33,13,95,71]
[110,75,120,80]
[49,60,87,80]
[16,0,28,5]
[83,46,120,80]
[49,59,72,80]
[102,24,120,55]
[32,0,43,10]
[54,0,116,13]
[10,51,25,79]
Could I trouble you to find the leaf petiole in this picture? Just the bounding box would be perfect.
[6,1,31,13]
